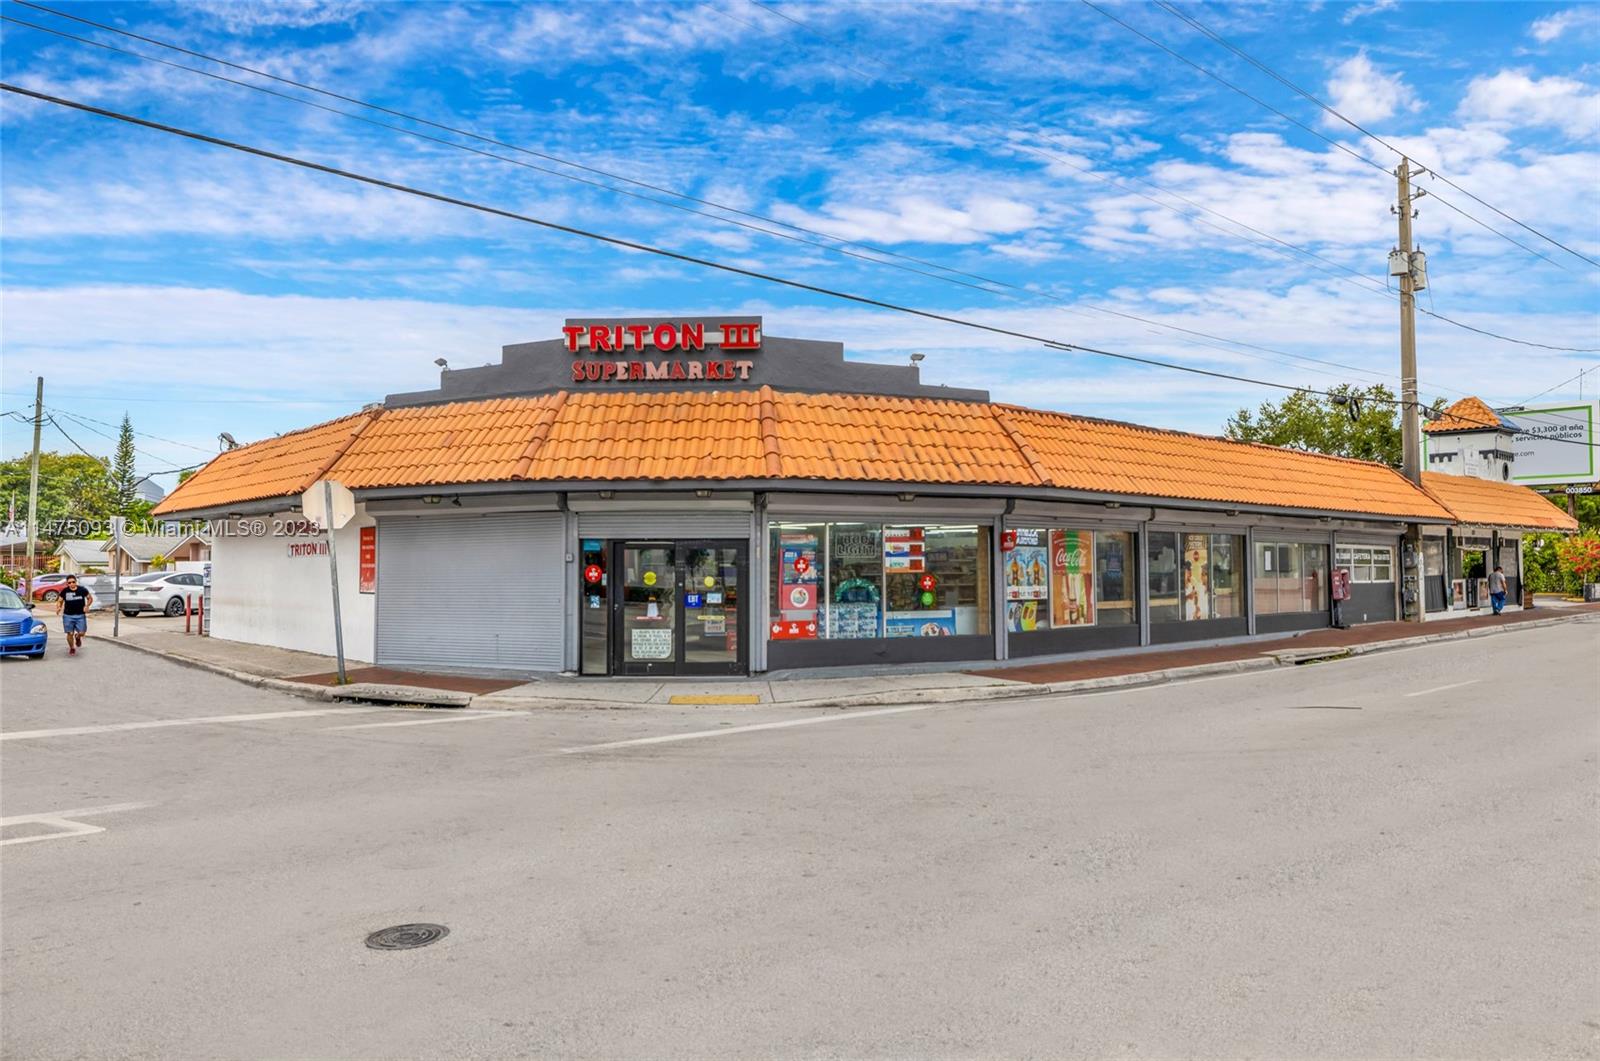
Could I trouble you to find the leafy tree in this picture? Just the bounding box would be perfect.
[0,451,116,536]
[1225,384,1402,467]
[1522,496,1597,594]
[177,469,196,484]
[1556,533,1600,588]
[110,413,138,515]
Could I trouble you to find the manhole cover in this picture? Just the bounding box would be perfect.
[365,923,449,951]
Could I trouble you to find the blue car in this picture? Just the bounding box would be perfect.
[0,585,48,659]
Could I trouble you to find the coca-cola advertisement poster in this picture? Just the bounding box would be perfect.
[1049,529,1095,626]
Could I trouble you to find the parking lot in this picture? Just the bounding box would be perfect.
[3,621,1597,1059]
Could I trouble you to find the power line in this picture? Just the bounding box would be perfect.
[48,407,213,455]
[1150,0,1600,270]
[8,82,1588,451]
[0,388,356,405]
[733,1,1597,357]
[0,8,1412,385]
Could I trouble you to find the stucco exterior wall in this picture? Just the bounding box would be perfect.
[209,508,375,663]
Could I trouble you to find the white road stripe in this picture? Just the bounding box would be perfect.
[0,707,385,742]
[326,712,517,731]
[562,703,953,754]
[0,802,151,847]
[1403,680,1482,698]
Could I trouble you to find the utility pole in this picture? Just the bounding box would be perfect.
[1396,158,1422,487]
[1393,160,1427,623]
[24,377,43,602]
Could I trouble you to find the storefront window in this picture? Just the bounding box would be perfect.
[827,523,882,639]
[1147,531,1181,623]
[1255,541,1328,614]
[1209,534,1242,618]
[1004,528,1052,632]
[1336,545,1395,583]
[770,521,990,641]
[885,524,990,636]
[1096,531,1136,625]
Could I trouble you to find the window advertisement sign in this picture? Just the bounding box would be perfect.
[776,531,820,639]
[1005,528,1050,632]
[883,527,926,572]
[885,610,957,637]
[1050,529,1095,627]
[1181,533,1211,621]
[829,525,882,639]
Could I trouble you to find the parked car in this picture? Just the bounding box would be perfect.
[28,573,74,602]
[0,585,48,658]
[118,571,206,618]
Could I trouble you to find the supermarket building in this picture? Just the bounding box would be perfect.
[150,317,1577,677]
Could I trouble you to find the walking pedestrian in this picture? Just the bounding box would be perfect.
[54,574,93,656]
[1489,565,1508,615]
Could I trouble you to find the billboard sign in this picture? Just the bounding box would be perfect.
[1500,402,1598,486]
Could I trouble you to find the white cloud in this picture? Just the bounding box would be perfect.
[1324,51,1419,127]
[1458,69,1600,140]
[191,0,369,32]
[1528,7,1600,43]
[770,194,1040,245]
[1341,0,1398,24]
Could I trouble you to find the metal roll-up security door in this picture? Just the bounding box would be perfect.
[376,512,564,671]
[576,511,754,540]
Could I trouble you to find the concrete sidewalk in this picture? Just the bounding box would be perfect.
[91,602,1599,712]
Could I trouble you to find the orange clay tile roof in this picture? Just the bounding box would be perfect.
[156,388,1458,521]
[151,410,378,515]
[1423,396,1509,434]
[1421,472,1578,532]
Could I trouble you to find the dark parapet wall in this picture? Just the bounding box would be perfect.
[386,316,991,406]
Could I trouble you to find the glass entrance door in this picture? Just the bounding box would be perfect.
[611,540,746,676]
[617,543,677,676]
[682,544,743,674]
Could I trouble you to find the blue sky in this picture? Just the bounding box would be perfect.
[2,0,1598,485]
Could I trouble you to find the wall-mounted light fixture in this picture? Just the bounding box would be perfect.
[598,490,614,500]
[1104,501,1122,509]
[694,489,712,499]
[1224,509,1239,517]
[434,358,450,371]
[909,352,925,367]
[897,492,916,502]
[422,495,442,505]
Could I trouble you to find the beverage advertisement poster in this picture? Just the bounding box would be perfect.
[1006,600,1044,633]
[1004,533,1049,603]
[1182,533,1211,620]
[885,609,957,637]
[883,527,926,572]
[1049,529,1095,626]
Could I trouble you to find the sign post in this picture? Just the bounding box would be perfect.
[302,480,356,684]
[111,515,124,639]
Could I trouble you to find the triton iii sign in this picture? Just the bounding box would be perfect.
[563,320,761,385]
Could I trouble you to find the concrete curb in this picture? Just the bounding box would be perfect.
[96,611,1596,714]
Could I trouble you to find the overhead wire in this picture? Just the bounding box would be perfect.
[7,82,1592,451]
[1151,0,1600,270]
[732,1,1598,356]
[1,8,1417,390]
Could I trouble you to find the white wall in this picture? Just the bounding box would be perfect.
[209,508,376,663]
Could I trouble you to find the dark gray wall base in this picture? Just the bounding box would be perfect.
[1010,624,1140,657]
[1151,617,1249,645]
[1257,611,1332,635]
[1347,582,1397,623]
[766,634,996,669]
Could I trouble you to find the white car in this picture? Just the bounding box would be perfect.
[118,572,206,618]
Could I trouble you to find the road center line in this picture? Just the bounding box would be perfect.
[562,702,953,754]
[1403,679,1482,698]
[0,707,387,742]
[327,712,518,731]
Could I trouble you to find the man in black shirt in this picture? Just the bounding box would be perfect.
[54,574,93,656]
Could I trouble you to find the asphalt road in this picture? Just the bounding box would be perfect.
[2,621,1597,1060]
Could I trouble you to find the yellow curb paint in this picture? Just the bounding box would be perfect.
[668,694,761,705]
